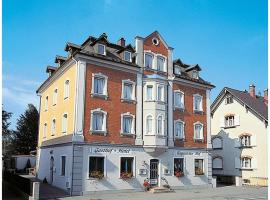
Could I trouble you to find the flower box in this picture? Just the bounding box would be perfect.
[195,169,204,175]
[174,171,184,178]
[120,172,133,179]
[89,171,104,179]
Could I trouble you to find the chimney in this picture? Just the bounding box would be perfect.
[117,37,125,47]
[249,84,256,98]
[264,89,268,104]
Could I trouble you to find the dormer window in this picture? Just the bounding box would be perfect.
[192,70,199,79]
[157,56,165,71]
[174,65,181,75]
[97,44,106,55]
[124,51,132,62]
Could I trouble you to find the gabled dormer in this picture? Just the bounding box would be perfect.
[90,33,108,56]
[185,64,201,79]
[55,55,67,67]
[117,44,136,63]
[64,42,81,56]
[46,66,57,77]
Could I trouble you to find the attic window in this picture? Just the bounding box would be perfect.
[97,44,106,55]
[192,70,199,79]
[124,51,131,62]
[152,38,159,46]
[225,95,233,104]
[174,65,181,75]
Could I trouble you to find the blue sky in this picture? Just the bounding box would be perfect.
[3,0,268,129]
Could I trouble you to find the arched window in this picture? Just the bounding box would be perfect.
[121,113,135,135]
[43,123,47,138]
[45,96,48,111]
[157,115,163,135]
[174,120,184,139]
[174,91,184,109]
[53,89,58,105]
[146,115,153,134]
[212,157,223,169]
[144,53,153,68]
[62,114,68,133]
[52,119,56,136]
[90,108,107,135]
[212,137,223,149]
[64,80,69,99]
[194,122,203,140]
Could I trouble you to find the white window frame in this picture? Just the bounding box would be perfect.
[124,51,132,62]
[53,88,58,106]
[45,96,48,111]
[144,53,154,69]
[174,65,181,75]
[90,108,107,135]
[97,44,106,55]
[51,118,56,136]
[145,84,154,101]
[43,123,47,139]
[193,94,203,112]
[121,79,135,101]
[145,115,153,134]
[119,156,136,179]
[60,155,67,176]
[62,113,68,134]
[157,55,165,72]
[157,84,164,102]
[120,112,135,135]
[192,70,199,79]
[64,79,70,100]
[225,115,235,127]
[193,122,204,140]
[225,95,233,104]
[91,73,108,99]
[156,114,165,135]
[241,157,252,169]
[174,90,185,110]
[174,119,185,139]
[240,135,251,147]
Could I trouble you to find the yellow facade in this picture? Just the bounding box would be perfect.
[38,63,77,146]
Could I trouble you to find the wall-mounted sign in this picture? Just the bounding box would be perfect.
[175,151,202,156]
[90,147,132,154]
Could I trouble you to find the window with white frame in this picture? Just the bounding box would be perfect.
[146,115,153,134]
[62,113,68,133]
[174,158,184,175]
[120,157,134,178]
[175,120,184,139]
[91,109,107,134]
[52,119,56,136]
[192,70,199,79]
[146,85,153,100]
[121,113,134,135]
[213,157,223,170]
[193,94,203,112]
[60,156,66,176]
[53,89,57,105]
[45,96,48,111]
[174,91,184,109]
[144,53,153,68]
[92,73,108,97]
[174,65,181,75]
[64,80,69,99]
[225,115,235,127]
[194,122,203,140]
[240,135,251,147]
[157,56,165,71]
[97,44,105,55]
[241,157,251,168]
[89,156,104,178]
[122,80,135,101]
[124,51,132,62]
[195,159,204,175]
[157,115,163,135]
[157,85,164,102]
[225,95,233,104]
[43,123,47,138]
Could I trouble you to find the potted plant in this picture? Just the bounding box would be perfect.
[175,170,184,178]
[89,170,104,179]
[195,169,204,175]
[143,178,150,191]
[120,172,133,179]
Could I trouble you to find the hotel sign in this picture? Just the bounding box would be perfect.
[175,151,202,156]
[90,147,132,154]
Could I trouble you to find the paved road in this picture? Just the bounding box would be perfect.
[2,181,24,200]
[60,186,267,200]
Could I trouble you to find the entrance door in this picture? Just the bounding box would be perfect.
[150,159,159,186]
[50,156,54,184]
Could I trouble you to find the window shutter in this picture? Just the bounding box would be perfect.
[251,135,256,147]
[235,115,240,126]
[219,117,224,128]
[234,157,240,169]
[234,138,240,148]
[252,158,257,169]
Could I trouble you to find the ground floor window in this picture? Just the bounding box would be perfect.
[195,159,204,175]
[120,157,133,179]
[60,156,66,176]
[174,158,184,177]
[89,156,104,179]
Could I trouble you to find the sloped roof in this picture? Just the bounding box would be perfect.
[211,87,268,121]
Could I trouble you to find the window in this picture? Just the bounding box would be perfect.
[241,157,251,168]
[146,85,153,100]
[213,157,223,170]
[212,137,222,149]
[121,113,134,135]
[175,120,184,139]
[124,51,131,62]
[43,123,47,138]
[226,95,233,104]
[62,114,68,133]
[53,89,57,105]
[90,109,107,134]
[94,77,105,95]
[45,96,48,111]
[52,119,56,136]
[193,94,203,112]
[240,135,251,147]
[146,115,153,134]
[157,115,163,135]
[89,157,104,178]
[174,65,181,75]
[174,91,184,109]
[122,80,134,101]
[97,44,105,55]
[64,80,69,99]
[92,73,108,98]
[225,115,235,127]
[157,56,165,71]
[157,85,164,102]
[195,159,204,175]
[194,122,203,140]
[192,70,199,79]
[120,157,134,178]
[60,156,66,176]
[174,158,184,176]
[145,53,153,68]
